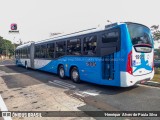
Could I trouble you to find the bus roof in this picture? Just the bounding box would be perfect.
[16,42,32,50]
[16,22,128,49]
[35,22,124,44]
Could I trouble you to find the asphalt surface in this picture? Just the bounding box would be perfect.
[0,59,160,120]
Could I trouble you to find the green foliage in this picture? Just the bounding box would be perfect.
[155,49,160,57]
[155,68,160,74]
[0,36,14,56]
[151,25,160,41]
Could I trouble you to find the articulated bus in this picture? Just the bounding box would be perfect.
[15,22,154,87]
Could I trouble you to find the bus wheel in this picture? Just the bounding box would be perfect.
[71,67,80,83]
[58,65,65,79]
[25,61,28,69]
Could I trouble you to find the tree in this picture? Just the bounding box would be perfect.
[151,25,160,41]
[0,36,14,56]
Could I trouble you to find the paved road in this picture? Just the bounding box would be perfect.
[0,60,160,120]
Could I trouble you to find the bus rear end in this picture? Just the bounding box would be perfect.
[121,23,154,87]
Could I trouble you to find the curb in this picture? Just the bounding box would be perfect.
[141,81,160,87]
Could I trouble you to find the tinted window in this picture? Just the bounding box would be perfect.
[17,50,19,58]
[35,45,40,58]
[21,49,22,58]
[47,43,55,58]
[67,39,81,55]
[27,47,30,58]
[21,49,23,58]
[23,48,26,58]
[55,41,66,58]
[83,35,97,55]
[19,48,29,59]
[127,23,153,46]
[102,31,119,43]
[41,45,47,58]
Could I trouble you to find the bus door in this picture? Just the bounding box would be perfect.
[102,54,114,80]
[100,29,120,80]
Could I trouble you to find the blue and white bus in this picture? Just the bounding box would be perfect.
[15,22,154,87]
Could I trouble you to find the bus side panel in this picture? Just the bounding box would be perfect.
[16,58,31,67]
[119,24,132,72]
[34,59,56,73]
[119,24,133,87]
[34,56,121,87]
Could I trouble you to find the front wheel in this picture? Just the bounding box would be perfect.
[25,61,28,69]
[58,65,65,79]
[71,67,80,83]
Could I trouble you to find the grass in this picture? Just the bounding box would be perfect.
[152,68,160,83]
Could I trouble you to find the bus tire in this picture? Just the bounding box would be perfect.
[58,65,65,79]
[25,61,28,69]
[71,67,80,83]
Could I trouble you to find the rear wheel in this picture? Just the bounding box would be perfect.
[71,67,80,83]
[58,65,65,79]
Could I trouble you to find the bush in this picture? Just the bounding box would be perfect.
[155,68,160,74]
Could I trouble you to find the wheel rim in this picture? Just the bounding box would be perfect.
[72,70,78,80]
[60,68,64,77]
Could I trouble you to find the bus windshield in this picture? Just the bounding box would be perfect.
[127,23,153,46]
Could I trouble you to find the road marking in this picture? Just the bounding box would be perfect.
[82,90,100,96]
[53,80,76,89]
[0,64,15,66]
[73,89,100,97]
[49,80,100,97]
[74,92,86,97]
[48,81,69,89]
[48,80,76,89]
[0,95,12,120]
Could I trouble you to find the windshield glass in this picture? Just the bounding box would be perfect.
[127,23,153,46]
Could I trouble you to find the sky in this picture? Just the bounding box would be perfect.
[0,0,160,46]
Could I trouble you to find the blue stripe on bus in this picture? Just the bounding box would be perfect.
[37,56,121,86]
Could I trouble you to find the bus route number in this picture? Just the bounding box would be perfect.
[86,62,96,67]
[135,55,144,59]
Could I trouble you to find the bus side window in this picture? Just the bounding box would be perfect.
[47,43,55,58]
[17,50,19,58]
[83,35,97,55]
[100,30,120,56]
[67,39,81,55]
[35,45,41,58]
[19,49,21,58]
[23,48,25,58]
[27,47,30,58]
[35,46,38,58]
[21,49,23,58]
[39,45,42,58]
[40,45,47,58]
[55,41,66,58]
[102,31,119,43]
